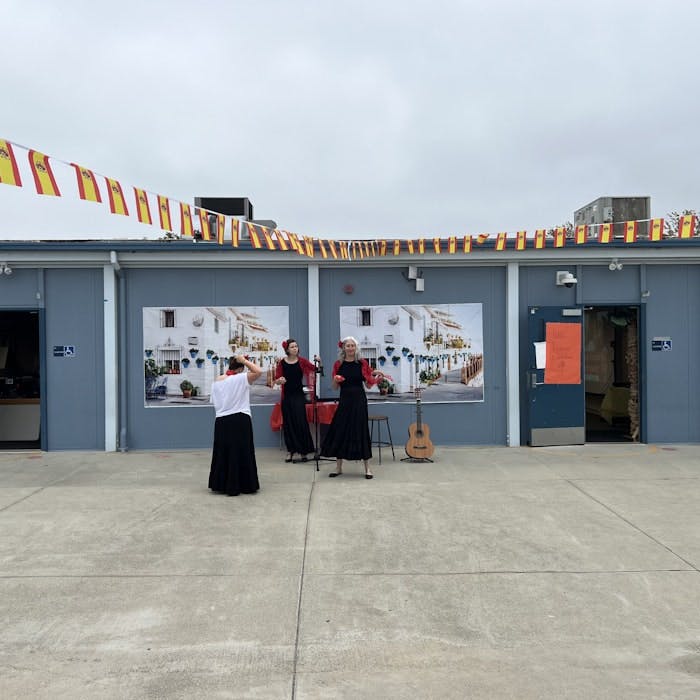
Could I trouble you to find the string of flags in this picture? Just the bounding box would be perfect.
[1,137,698,259]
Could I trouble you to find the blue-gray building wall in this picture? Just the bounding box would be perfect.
[125,267,311,450]
[317,265,508,446]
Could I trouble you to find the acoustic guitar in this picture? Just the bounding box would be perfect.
[405,387,434,459]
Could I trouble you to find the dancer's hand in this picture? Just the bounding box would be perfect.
[334,375,345,383]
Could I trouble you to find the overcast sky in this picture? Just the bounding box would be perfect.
[1,0,699,241]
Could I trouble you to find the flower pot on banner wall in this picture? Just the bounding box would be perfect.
[392,356,400,366]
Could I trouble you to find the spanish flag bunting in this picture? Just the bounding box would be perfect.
[231,218,240,247]
[246,222,262,248]
[476,233,489,245]
[448,236,457,254]
[495,232,507,251]
[516,230,527,251]
[328,239,338,259]
[304,236,315,257]
[534,229,546,249]
[598,222,612,243]
[317,238,328,259]
[339,241,349,259]
[370,241,377,257]
[178,202,193,236]
[133,187,152,225]
[406,239,415,254]
[28,150,60,196]
[554,227,566,248]
[679,214,696,239]
[364,241,371,257]
[273,229,288,251]
[379,240,387,256]
[216,215,225,245]
[649,218,664,241]
[261,226,276,250]
[463,235,472,253]
[197,208,211,241]
[71,163,102,203]
[287,231,302,254]
[433,238,441,254]
[623,220,637,243]
[105,177,129,216]
[157,195,172,231]
[575,224,587,244]
[418,238,425,254]
[0,140,21,186]
[393,239,401,256]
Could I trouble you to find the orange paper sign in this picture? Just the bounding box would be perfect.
[544,322,581,384]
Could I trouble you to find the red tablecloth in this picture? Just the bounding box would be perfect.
[306,401,337,424]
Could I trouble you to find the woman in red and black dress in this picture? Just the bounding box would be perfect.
[321,336,384,479]
[274,339,318,463]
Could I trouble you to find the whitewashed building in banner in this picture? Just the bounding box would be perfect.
[1,204,700,451]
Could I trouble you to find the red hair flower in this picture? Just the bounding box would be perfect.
[338,340,344,348]
[282,341,288,351]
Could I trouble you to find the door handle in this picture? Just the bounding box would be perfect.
[530,372,544,389]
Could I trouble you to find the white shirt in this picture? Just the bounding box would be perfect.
[210,372,251,418]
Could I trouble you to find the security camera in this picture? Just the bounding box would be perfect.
[556,271,577,287]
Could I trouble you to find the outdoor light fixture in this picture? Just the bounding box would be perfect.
[608,258,623,271]
[555,270,577,287]
[0,263,12,275]
[407,265,418,280]
[415,278,425,292]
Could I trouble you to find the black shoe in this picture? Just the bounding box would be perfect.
[285,454,294,463]
[365,473,373,479]
[328,471,341,477]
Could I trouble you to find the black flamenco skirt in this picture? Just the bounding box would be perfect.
[281,392,315,455]
[320,386,372,461]
[209,412,260,496]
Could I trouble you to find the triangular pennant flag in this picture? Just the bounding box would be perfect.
[0,140,22,186]
[71,164,102,202]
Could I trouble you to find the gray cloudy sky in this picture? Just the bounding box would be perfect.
[1,0,699,240]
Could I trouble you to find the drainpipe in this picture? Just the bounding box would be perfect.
[110,251,128,452]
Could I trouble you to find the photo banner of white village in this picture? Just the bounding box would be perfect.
[143,306,289,407]
[339,303,484,403]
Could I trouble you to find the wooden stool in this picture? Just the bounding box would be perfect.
[368,415,395,464]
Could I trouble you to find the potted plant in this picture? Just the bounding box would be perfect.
[407,353,414,362]
[392,356,400,366]
[144,348,153,357]
[377,355,386,366]
[195,358,205,368]
[211,355,219,364]
[180,379,194,398]
[385,346,395,356]
[401,346,410,356]
[181,358,190,368]
[206,349,214,359]
[189,347,199,358]
[377,378,391,395]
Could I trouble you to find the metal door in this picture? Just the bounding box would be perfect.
[527,306,585,446]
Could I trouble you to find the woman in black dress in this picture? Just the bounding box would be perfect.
[273,339,319,463]
[321,336,384,478]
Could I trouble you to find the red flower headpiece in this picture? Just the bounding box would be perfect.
[282,341,288,351]
[338,340,344,348]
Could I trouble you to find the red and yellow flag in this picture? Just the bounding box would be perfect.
[105,178,128,215]
[273,229,288,251]
[575,224,588,244]
[534,229,546,249]
[133,188,152,224]
[554,227,566,248]
[262,226,276,250]
[598,222,613,243]
[448,236,457,254]
[495,232,507,251]
[393,240,401,255]
[157,195,172,231]
[379,240,387,256]
[28,150,60,196]
[649,218,664,241]
[71,163,102,203]
[418,238,425,254]
[463,235,472,253]
[0,140,21,186]
[231,218,240,247]
[328,239,338,259]
[433,238,442,254]
[341,241,350,259]
[516,230,527,251]
[246,222,262,248]
[179,203,193,237]
[679,214,696,239]
[216,215,225,244]
[623,220,637,243]
[476,233,489,245]
[288,231,304,255]
[406,240,415,254]
[364,242,371,257]
[197,209,211,241]
[306,237,316,257]
[316,239,327,259]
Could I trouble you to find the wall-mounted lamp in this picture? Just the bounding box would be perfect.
[402,265,424,290]
[555,270,577,287]
[415,278,425,292]
[0,263,12,276]
[407,265,418,280]
[608,258,623,271]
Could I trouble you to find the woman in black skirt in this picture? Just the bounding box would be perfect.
[208,354,262,496]
[321,336,384,479]
[273,339,320,463]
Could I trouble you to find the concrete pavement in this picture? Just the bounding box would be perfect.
[1,443,699,699]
